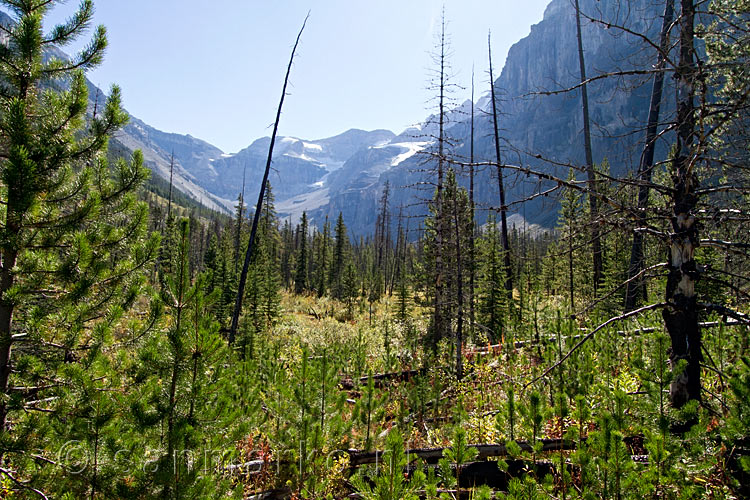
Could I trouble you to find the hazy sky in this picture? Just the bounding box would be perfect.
[38,0,551,153]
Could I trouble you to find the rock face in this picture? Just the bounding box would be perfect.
[6,0,673,235]
[204,129,395,205]
[487,0,667,169]
[465,0,670,227]
[317,0,671,233]
[112,116,234,213]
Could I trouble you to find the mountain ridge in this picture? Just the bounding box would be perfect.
[1,0,671,237]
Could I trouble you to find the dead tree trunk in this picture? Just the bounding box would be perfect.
[166,150,175,221]
[488,34,513,297]
[234,163,247,278]
[469,69,476,339]
[574,0,603,294]
[625,0,675,311]
[454,188,464,380]
[230,15,308,344]
[664,0,701,409]
[431,13,449,351]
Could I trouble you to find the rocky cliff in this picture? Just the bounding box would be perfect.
[318,0,672,232]
[4,0,675,236]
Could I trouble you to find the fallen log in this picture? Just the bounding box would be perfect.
[348,488,498,500]
[458,459,555,489]
[347,439,576,467]
[340,368,426,390]
[467,320,739,356]
[222,459,264,474]
[246,488,292,500]
[350,459,556,497]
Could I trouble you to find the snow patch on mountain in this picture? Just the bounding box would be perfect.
[303,142,323,151]
[387,141,430,166]
[283,151,323,163]
[276,186,330,224]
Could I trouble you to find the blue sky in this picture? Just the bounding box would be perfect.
[39,0,550,153]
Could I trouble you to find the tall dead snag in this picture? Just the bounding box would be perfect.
[234,163,248,277]
[429,11,449,351]
[469,69,476,339]
[453,179,465,380]
[664,0,701,408]
[574,0,603,294]
[229,15,308,344]
[488,33,513,296]
[167,150,175,221]
[376,180,390,294]
[625,0,675,311]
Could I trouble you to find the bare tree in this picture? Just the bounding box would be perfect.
[517,0,750,411]
[230,14,308,344]
[488,33,513,298]
[625,0,675,311]
[574,0,603,294]
[469,68,476,338]
[663,0,700,409]
[427,10,451,350]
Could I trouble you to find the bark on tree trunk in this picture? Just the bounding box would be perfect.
[469,70,476,340]
[454,196,464,380]
[0,250,17,432]
[625,0,675,311]
[664,0,702,409]
[230,15,308,344]
[574,0,603,294]
[432,14,448,351]
[488,34,513,297]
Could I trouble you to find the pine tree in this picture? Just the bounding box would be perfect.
[203,232,220,292]
[343,262,358,320]
[330,212,349,300]
[258,182,281,328]
[218,230,236,325]
[0,0,158,469]
[477,214,506,343]
[316,216,331,297]
[132,219,229,498]
[375,180,390,294]
[294,211,309,294]
[394,255,411,323]
[159,215,178,290]
[161,218,193,498]
[242,181,281,341]
[233,190,246,278]
[281,218,295,288]
[444,169,472,378]
[558,168,586,310]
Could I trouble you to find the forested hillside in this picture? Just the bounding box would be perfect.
[0,0,748,499]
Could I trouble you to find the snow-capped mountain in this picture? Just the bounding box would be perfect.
[7,0,670,238]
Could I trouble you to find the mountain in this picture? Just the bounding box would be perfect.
[1,0,671,236]
[110,116,235,213]
[202,128,395,207]
[315,0,669,233]
[0,8,238,215]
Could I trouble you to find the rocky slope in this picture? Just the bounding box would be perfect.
[318,0,671,232]
[2,0,673,236]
